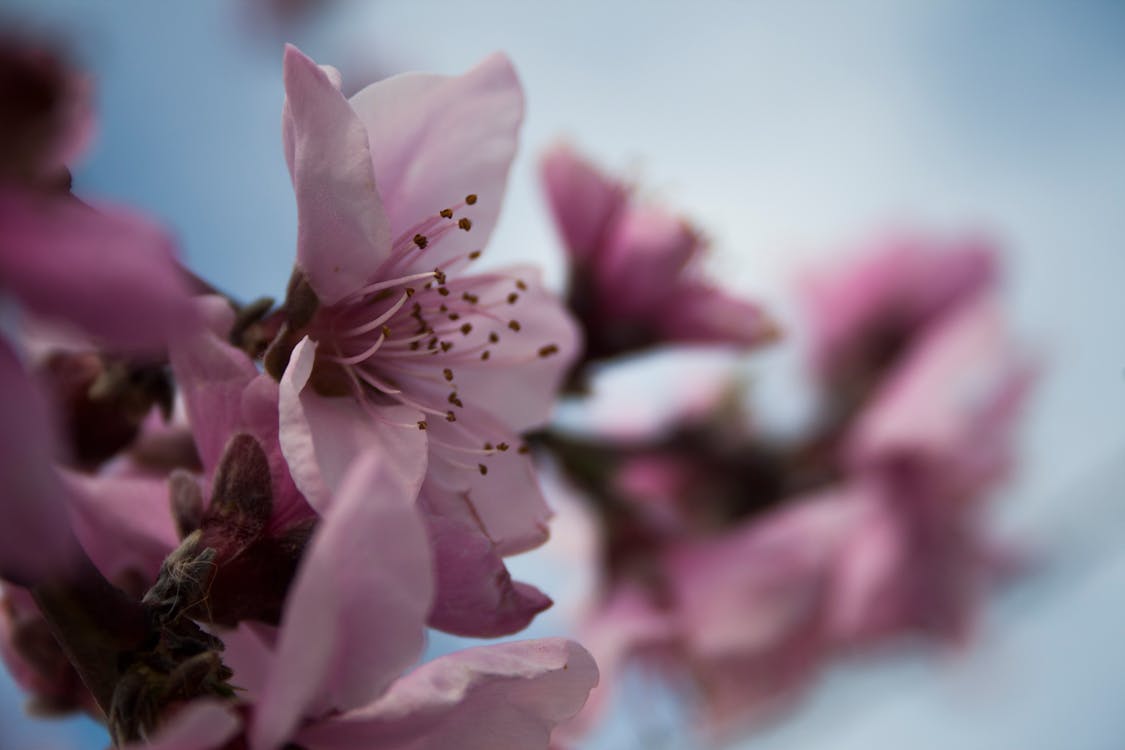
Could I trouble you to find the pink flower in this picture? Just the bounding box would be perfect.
[541,143,777,361]
[128,452,599,750]
[270,46,579,636]
[799,234,996,386]
[830,296,1034,643]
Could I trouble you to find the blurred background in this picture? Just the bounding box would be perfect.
[1,0,1123,748]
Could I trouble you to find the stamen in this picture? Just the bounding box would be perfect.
[342,292,410,336]
[508,320,521,332]
[538,344,559,358]
[507,292,519,304]
[465,193,478,205]
[458,218,472,231]
[351,271,436,299]
[329,334,386,366]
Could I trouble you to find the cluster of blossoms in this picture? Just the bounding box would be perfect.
[0,28,1034,750]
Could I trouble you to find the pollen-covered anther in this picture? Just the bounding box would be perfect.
[460,323,473,335]
[438,287,451,297]
[518,444,530,454]
[480,351,491,361]
[507,293,519,304]
[478,463,488,476]
[433,269,447,285]
[465,193,478,205]
[440,208,454,219]
[443,368,454,382]
[448,313,460,321]
[497,442,509,452]
[508,320,521,332]
[483,442,494,450]
[488,332,500,343]
[462,292,479,303]
[516,279,528,291]
[538,344,559,358]
[381,325,392,337]
[417,420,428,430]
[440,341,453,352]
[446,411,457,422]
[469,251,482,260]
[413,234,428,249]
[448,393,464,408]
[458,218,472,231]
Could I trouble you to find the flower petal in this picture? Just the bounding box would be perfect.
[423,512,551,637]
[283,44,392,305]
[540,143,627,266]
[62,472,179,583]
[655,280,779,348]
[169,321,259,475]
[295,639,598,750]
[121,700,242,750]
[0,340,81,585]
[251,450,434,749]
[422,409,549,556]
[0,189,195,351]
[278,337,427,513]
[349,53,523,272]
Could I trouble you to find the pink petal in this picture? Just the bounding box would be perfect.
[278,337,427,513]
[62,472,179,583]
[405,266,580,432]
[349,53,523,273]
[599,207,700,314]
[0,340,81,585]
[283,45,392,305]
[169,323,259,475]
[120,700,242,750]
[655,280,779,348]
[250,450,434,750]
[423,409,549,556]
[0,189,195,351]
[540,143,627,266]
[296,639,598,750]
[423,512,551,637]
[849,295,1033,484]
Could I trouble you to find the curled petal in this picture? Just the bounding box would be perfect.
[296,639,598,750]
[284,44,392,305]
[251,451,433,749]
[424,513,551,637]
[349,53,523,273]
[278,337,427,513]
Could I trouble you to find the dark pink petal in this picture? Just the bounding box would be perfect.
[599,206,699,314]
[540,143,627,265]
[0,189,195,351]
[349,53,523,273]
[62,472,179,583]
[283,45,392,305]
[278,337,427,513]
[295,639,598,750]
[423,512,551,637]
[120,700,242,750]
[655,280,779,348]
[0,340,81,585]
[250,450,433,749]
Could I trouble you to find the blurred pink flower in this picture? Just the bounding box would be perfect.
[271,46,578,636]
[128,452,599,750]
[541,143,778,361]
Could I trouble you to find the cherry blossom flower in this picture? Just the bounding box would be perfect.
[541,143,777,363]
[269,46,578,636]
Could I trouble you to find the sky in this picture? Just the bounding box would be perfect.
[2,1,1124,748]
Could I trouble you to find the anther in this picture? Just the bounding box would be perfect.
[439,304,448,313]
[478,463,488,476]
[443,368,454,381]
[516,279,528,291]
[497,442,509,451]
[434,269,447,285]
[446,411,457,422]
[458,217,472,231]
[449,313,460,321]
[417,421,428,430]
[507,292,519,304]
[413,234,428,248]
[411,341,421,350]
[481,351,491,360]
[469,251,482,260]
[462,292,479,303]
[460,323,473,335]
[538,344,559,358]
[518,444,530,454]
[508,320,521,332]
[489,332,500,343]
[438,287,451,297]
[465,193,478,205]
[484,442,494,450]
[406,287,416,297]
[448,393,464,407]
[440,341,453,352]
[440,208,454,219]
[381,325,392,337]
